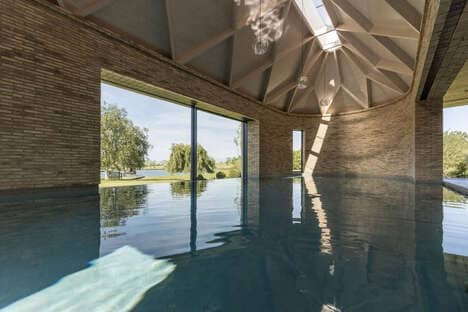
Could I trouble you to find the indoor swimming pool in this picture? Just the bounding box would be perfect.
[0,177,467,311]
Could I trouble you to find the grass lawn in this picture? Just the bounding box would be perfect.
[99,167,240,188]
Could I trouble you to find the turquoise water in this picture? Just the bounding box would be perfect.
[0,177,467,311]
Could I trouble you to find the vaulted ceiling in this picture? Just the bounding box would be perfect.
[56,0,425,115]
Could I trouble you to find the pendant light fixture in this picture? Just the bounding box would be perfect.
[253,0,269,55]
[296,0,308,89]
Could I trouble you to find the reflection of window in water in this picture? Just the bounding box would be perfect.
[100,185,149,227]
[170,180,207,197]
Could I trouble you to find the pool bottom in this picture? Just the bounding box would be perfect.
[0,177,467,311]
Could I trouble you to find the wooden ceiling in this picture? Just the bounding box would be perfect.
[444,60,468,108]
[57,0,425,115]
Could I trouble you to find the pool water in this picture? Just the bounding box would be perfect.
[0,177,467,311]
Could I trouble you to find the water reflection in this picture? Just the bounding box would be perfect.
[0,194,99,308]
[0,178,467,311]
[100,186,148,227]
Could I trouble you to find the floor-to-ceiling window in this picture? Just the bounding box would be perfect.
[197,110,243,179]
[292,130,303,173]
[100,82,246,185]
[443,105,468,178]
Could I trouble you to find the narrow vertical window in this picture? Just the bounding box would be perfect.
[293,130,303,173]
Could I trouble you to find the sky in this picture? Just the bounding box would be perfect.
[293,130,302,151]
[443,105,468,133]
[101,83,241,162]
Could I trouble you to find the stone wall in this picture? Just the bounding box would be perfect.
[0,0,441,191]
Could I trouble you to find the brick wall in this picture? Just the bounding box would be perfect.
[303,97,415,179]
[0,0,441,191]
[414,99,443,182]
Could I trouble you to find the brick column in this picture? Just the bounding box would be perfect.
[414,99,443,182]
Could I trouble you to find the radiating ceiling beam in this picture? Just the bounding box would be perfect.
[366,78,372,107]
[164,0,177,60]
[58,0,116,16]
[331,0,416,78]
[341,84,368,109]
[373,35,415,72]
[384,0,422,32]
[228,2,241,87]
[303,46,323,74]
[338,49,370,106]
[329,0,372,31]
[289,86,314,113]
[340,44,407,94]
[287,39,316,110]
[339,31,379,65]
[377,59,413,76]
[340,33,408,93]
[336,24,419,40]
[265,80,298,104]
[232,36,314,89]
[176,28,235,64]
[262,0,293,101]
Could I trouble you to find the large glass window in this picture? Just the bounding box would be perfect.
[100,82,246,184]
[100,82,191,184]
[443,106,468,178]
[197,110,243,180]
[293,130,303,172]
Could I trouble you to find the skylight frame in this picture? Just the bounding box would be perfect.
[295,0,342,52]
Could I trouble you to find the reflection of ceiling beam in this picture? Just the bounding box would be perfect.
[58,0,116,16]
[384,0,422,32]
[232,36,314,89]
[177,29,235,64]
[373,35,414,72]
[265,80,297,104]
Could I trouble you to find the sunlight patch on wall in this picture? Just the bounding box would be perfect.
[306,115,331,172]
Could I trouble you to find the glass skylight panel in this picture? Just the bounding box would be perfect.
[317,30,341,51]
[295,0,342,52]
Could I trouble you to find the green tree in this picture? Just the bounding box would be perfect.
[101,103,150,175]
[293,150,302,171]
[443,131,468,177]
[166,143,215,174]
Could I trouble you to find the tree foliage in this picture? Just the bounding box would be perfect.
[443,131,468,177]
[101,103,150,174]
[166,143,216,174]
[293,150,302,171]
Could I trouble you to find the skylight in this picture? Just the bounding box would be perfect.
[295,0,342,52]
